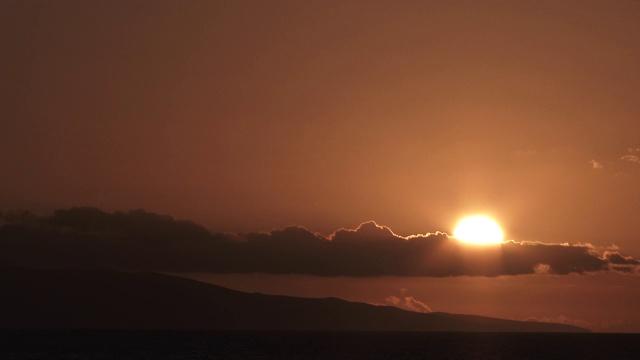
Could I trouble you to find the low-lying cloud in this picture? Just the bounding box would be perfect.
[1,208,638,277]
[385,288,432,313]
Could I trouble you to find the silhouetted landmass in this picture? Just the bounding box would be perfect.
[2,207,636,276]
[0,267,588,332]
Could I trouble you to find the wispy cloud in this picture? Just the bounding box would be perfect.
[385,292,432,313]
[619,147,640,165]
[403,296,432,313]
[590,160,604,169]
[384,295,401,306]
[620,155,640,164]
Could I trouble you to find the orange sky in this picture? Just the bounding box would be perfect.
[2,0,640,331]
[4,0,639,252]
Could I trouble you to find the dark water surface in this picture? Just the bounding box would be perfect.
[2,330,639,359]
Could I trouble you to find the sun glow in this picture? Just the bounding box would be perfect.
[453,216,504,245]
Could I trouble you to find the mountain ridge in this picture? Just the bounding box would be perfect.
[0,267,589,332]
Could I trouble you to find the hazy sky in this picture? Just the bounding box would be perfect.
[4,0,640,252]
[3,0,640,332]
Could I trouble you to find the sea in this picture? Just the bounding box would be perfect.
[2,330,639,359]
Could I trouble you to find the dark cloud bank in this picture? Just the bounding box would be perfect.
[1,208,638,276]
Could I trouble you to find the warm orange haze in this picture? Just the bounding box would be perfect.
[2,0,640,335]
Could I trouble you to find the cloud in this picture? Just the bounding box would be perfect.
[590,160,603,169]
[403,296,432,313]
[533,263,551,274]
[621,147,640,164]
[385,296,401,306]
[604,251,640,265]
[1,208,638,277]
[603,251,640,274]
[620,155,640,164]
[385,291,432,313]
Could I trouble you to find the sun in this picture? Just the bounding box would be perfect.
[453,216,504,245]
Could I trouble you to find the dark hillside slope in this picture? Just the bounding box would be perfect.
[0,267,588,332]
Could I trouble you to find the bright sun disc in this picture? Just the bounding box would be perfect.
[453,216,503,245]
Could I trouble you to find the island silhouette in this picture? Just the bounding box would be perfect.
[1,267,588,332]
